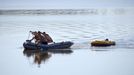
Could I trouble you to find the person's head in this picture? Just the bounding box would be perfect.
[42,32,46,34]
[38,31,41,35]
[105,38,109,41]
[32,31,37,35]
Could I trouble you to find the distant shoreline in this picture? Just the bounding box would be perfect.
[0,8,133,15]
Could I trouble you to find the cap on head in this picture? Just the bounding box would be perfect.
[105,38,109,41]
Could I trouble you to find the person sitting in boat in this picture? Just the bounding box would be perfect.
[38,31,48,45]
[30,31,48,45]
[42,32,53,43]
[30,31,40,44]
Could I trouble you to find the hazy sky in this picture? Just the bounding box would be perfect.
[0,0,134,9]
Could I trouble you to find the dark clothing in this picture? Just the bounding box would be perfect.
[41,41,48,45]
[40,35,48,45]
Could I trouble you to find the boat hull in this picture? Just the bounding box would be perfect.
[23,41,73,50]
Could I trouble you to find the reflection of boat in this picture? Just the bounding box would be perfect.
[23,50,51,66]
[23,49,73,54]
[91,40,116,47]
[23,49,73,66]
[23,40,74,50]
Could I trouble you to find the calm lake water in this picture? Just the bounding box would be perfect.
[0,9,134,75]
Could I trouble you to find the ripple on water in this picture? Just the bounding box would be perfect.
[0,15,134,49]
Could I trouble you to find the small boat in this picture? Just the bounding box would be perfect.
[23,40,74,50]
[91,40,116,47]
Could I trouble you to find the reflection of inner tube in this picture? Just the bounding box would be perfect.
[91,40,116,47]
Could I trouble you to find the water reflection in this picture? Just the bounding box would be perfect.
[23,49,73,67]
[90,46,114,52]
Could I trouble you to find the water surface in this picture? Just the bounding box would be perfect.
[0,9,134,75]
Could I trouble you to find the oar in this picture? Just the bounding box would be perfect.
[27,31,31,40]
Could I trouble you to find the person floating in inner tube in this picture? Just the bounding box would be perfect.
[105,38,109,41]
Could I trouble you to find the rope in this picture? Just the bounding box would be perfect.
[27,31,31,40]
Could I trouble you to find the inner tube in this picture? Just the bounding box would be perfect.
[91,40,116,47]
